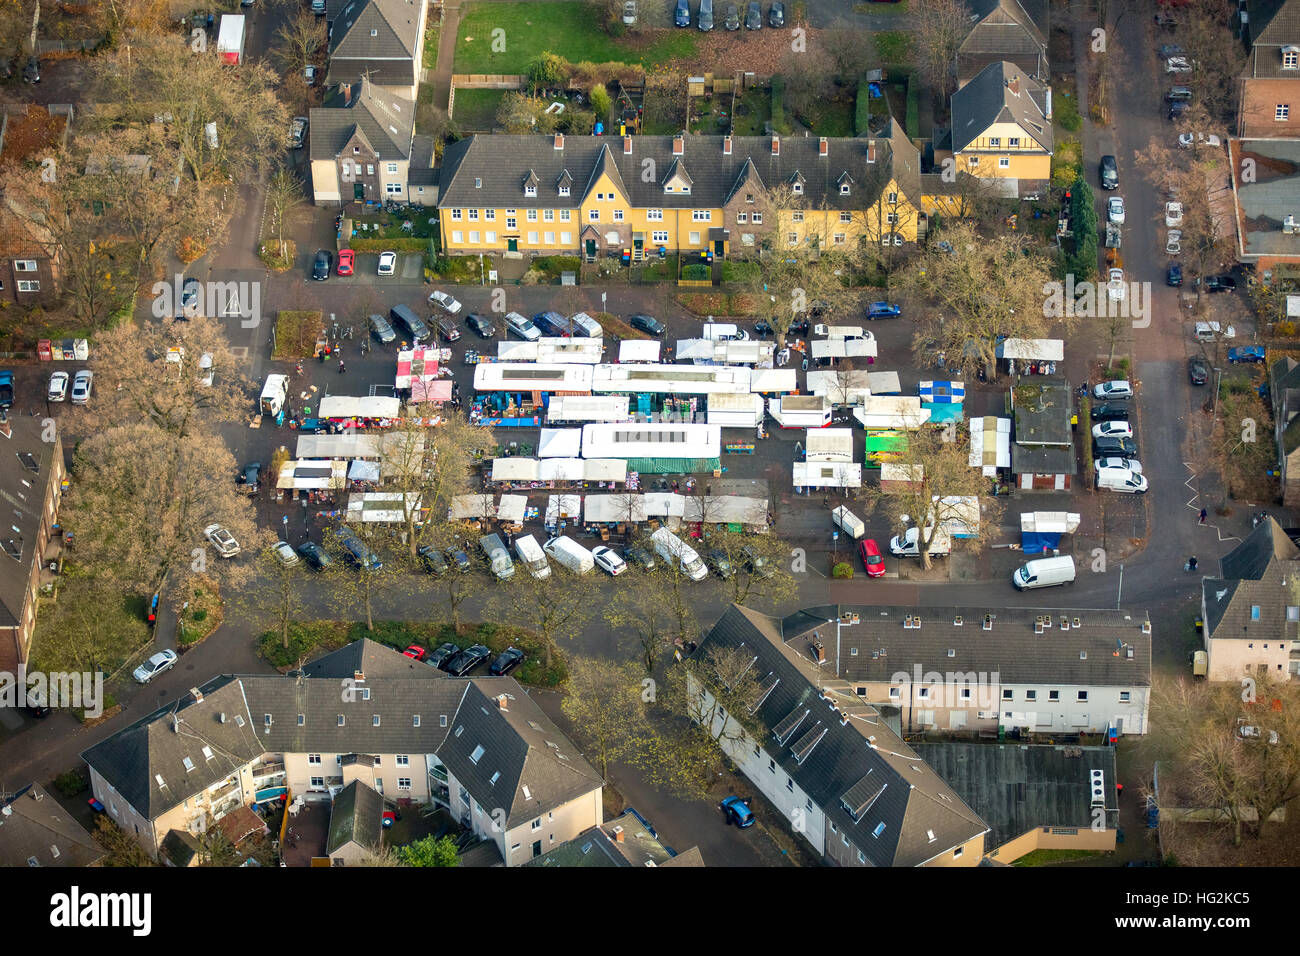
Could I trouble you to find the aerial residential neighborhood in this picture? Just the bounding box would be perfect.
[0,0,1292,921]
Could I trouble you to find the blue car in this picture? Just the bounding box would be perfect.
[1166,263,1182,287]
[1228,346,1266,364]
[674,0,690,25]
[866,301,902,319]
[720,795,755,828]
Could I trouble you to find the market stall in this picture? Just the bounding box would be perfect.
[769,394,832,428]
[618,340,661,363]
[584,493,648,524]
[544,494,582,529]
[538,459,585,482]
[318,395,403,426]
[546,395,633,424]
[497,494,529,529]
[706,393,765,428]
[852,396,931,430]
[749,368,798,394]
[538,428,583,458]
[275,459,348,491]
[449,494,497,520]
[793,461,862,489]
[346,492,422,523]
[491,458,540,483]
[969,416,1012,478]
[807,370,873,406]
[1020,511,1081,553]
[683,494,769,532]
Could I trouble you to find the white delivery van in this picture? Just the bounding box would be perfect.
[889,526,951,557]
[1193,321,1234,342]
[1095,464,1149,494]
[702,322,739,341]
[831,506,866,540]
[514,534,551,579]
[651,527,708,581]
[480,533,516,580]
[543,535,595,574]
[1012,555,1076,590]
[260,373,289,416]
[568,312,603,338]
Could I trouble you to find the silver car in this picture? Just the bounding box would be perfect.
[133,649,178,684]
[70,370,93,405]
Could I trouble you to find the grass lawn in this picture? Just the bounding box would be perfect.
[1012,848,1110,866]
[794,95,854,137]
[874,30,913,66]
[453,88,509,130]
[424,19,440,73]
[854,0,908,12]
[731,87,770,136]
[455,2,697,74]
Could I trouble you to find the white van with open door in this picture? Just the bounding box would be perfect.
[1012,555,1076,590]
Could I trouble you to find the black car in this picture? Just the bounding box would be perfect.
[417,544,449,575]
[488,646,526,676]
[624,544,656,570]
[629,313,666,335]
[22,55,39,83]
[297,541,334,570]
[1090,403,1130,422]
[181,276,202,314]
[311,249,332,280]
[723,3,740,29]
[445,545,472,572]
[1168,101,1190,120]
[1093,436,1138,459]
[428,642,460,670]
[1167,263,1182,286]
[238,461,262,490]
[446,643,491,676]
[1202,274,1237,293]
[466,313,497,338]
[740,545,772,578]
[1188,355,1210,386]
[1099,154,1118,190]
[744,0,762,28]
[705,547,735,579]
[768,0,784,26]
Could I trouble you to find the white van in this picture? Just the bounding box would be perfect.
[543,535,595,574]
[1193,321,1234,342]
[1095,464,1149,493]
[514,534,551,578]
[568,312,603,338]
[702,322,739,341]
[1012,555,1076,590]
[831,506,865,540]
[651,527,708,581]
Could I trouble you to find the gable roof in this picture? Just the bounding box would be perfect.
[1222,516,1300,579]
[1249,0,1300,48]
[327,0,423,88]
[958,0,1049,83]
[0,783,104,867]
[1204,518,1300,639]
[951,61,1054,155]
[0,414,60,631]
[309,77,415,162]
[437,133,911,213]
[327,779,384,854]
[697,604,989,866]
[525,810,692,867]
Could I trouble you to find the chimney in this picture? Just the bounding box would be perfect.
[771,135,780,155]
[673,134,684,156]
[496,694,509,711]
[723,135,732,155]
[554,133,564,150]
[1007,76,1020,96]
[818,137,828,157]
[613,825,625,842]
[341,82,352,103]
[190,687,204,704]
[866,141,877,164]
[623,135,632,154]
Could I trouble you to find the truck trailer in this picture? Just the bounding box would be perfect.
[217,14,245,65]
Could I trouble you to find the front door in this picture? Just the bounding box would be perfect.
[507,238,518,253]
[531,839,542,858]
[585,238,597,260]
[353,182,364,200]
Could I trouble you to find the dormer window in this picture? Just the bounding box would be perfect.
[559,185,570,196]
[792,183,803,195]
[525,184,537,197]
[840,183,850,195]
[1286,46,1300,69]
[888,192,898,204]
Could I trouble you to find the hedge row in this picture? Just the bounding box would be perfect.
[855,77,871,136]
[348,238,429,252]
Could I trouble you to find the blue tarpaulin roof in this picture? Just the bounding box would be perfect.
[1021,531,1062,554]
[923,403,965,423]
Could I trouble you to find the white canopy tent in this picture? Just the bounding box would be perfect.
[346,492,421,523]
[295,434,381,459]
[583,494,648,523]
[448,494,497,520]
[318,395,402,420]
[491,457,540,482]
[497,494,529,524]
[538,428,583,458]
[866,371,902,395]
[643,492,686,517]
[497,341,538,362]
[545,494,582,525]
[879,463,924,489]
[619,340,661,363]
[539,459,585,482]
[853,397,930,430]
[793,461,862,488]
[749,368,798,393]
[675,339,716,362]
[1020,512,1082,534]
[347,460,380,482]
[807,370,874,405]
[996,338,1065,361]
[809,338,877,360]
[934,495,980,537]
[275,460,347,490]
[683,495,769,530]
[582,459,628,482]
[969,416,1012,476]
[591,364,751,395]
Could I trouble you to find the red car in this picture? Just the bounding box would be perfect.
[402,644,425,661]
[336,249,355,276]
[859,538,885,578]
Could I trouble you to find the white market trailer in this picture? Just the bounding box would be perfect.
[546,395,632,423]
[706,392,765,427]
[769,394,831,428]
[217,14,245,64]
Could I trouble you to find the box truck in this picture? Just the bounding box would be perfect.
[831,506,866,540]
[514,534,551,579]
[260,374,289,416]
[651,527,708,581]
[217,14,245,65]
[544,535,595,574]
[480,533,515,580]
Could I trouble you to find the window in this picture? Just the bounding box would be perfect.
[372,715,381,727]
[918,687,931,700]
[1049,690,1060,701]
[469,231,479,243]
[968,156,980,166]
[752,212,762,224]
[386,163,398,174]
[451,209,462,221]
[524,209,536,222]
[532,818,542,830]
[596,192,604,201]
[544,232,554,244]
[337,715,345,727]
[353,146,360,154]
[842,833,850,846]
[506,217,516,230]
[786,777,794,792]
[1077,691,1088,702]
[360,688,370,701]
[888,192,898,204]
[857,849,866,864]
[737,213,748,224]
[689,232,700,245]
[452,231,463,244]
[398,778,411,790]
[613,209,624,221]
[960,687,972,700]
[544,209,554,222]
[791,210,804,223]
[1252,606,1261,620]
[413,715,420,727]
[887,212,899,224]
[953,847,964,859]
[989,137,1001,148]
[17,280,40,293]
[559,185,571,197]
[787,233,798,244]
[589,209,600,221]
[829,821,837,833]
[468,209,479,221]
[528,231,539,244]
[525,185,537,197]
[1119,691,1131,703]
[652,230,668,243]
[308,754,321,765]
[385,182,402,195]
[1026,690,1037,701]
[14,260,37,272]
[560,209,571,222]
[840,183,850,195]
[1285,48,1299,69]
[833,233,846,244]
[366,165,374,176]
[1279,104,1291,121]
[998,157,1010,169]
[396,755,409,767]
[561,232,572,244]
[1289,606,1300,622]
[1002,689,1013,701]
[839,212,852,223]
[792,183,803,195]
[692,210,710,221]
[310,776,324,788]
[647,209,663,221]
[769,758,776,774]
[470,744,485,764]
[486,232,496,243]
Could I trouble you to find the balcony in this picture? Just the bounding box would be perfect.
[251,761,285,780]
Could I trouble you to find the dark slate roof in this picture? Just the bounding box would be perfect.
[698,605,989,866]
[1204,518,1300,640]
[409,134,439,190]
[160,828,200,867]
[1248,0,1300,67]
[779,604,1151,688]
[1011,443,1077,476]
[438,132,913,213]
[524,810,688,867]
[1220,517,1300,580]
[0,783,105,867]
[951,61,1053,155]
[1270,357,1300,454]
[300,637,446,679]
[1011,377,1072,446]
[958,0,1049,82]
[0,414,60,631]
[437,680,604,828]
[327,779,384,854]
[912,743,1117,853]
[309,77,415,162]
[327,0,423,88]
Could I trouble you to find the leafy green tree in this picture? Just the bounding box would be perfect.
[397,835,460,867]
[589,83,611,119]
[527,52,566,94]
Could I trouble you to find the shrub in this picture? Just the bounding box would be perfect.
[832,562,854,579]
[54,769,88,797]
[855,77,872,136]
[683,263,710,280]
[590,83,611,119]
[259,239,296,272]
[177,236,206,263]
[527,52,565,93]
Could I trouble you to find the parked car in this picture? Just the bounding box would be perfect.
[1107,196,1125,224]
[446,644,491,676]
[740,544,772,578]
[1178,132,1222,149]
[391,304,429,342]
[47,371,68,402]
[1096,456,1143,475]
[745,0,762,28]
[1092,420,1134,440]
[1237,724,1279,744]
[304,64,317,86]
[1167,262,1183,286]
[1201,274,1237,293]
[1166,86,1193,102]
[311,249,332,280]
[21,55,39,83]
[1093,436,1139,459]
[402,645,426,661]
[622,0,637,25]
[436,316,461,342]
[70,370,93,405]
[133,649,178,684]
[444,545,472,572]
[624,544,656,570]
[297,540,333,570]
[489,646,526,676]
[1157,44,1184,59]
[674,0,690,25]
[859,538,885,578]
[466,313,497,338]
[290,116,308,149]
[592,545,628,576]
[429,290,462,314]
[723,3,739,28]
[1099,154,1118,189]
[1094,380,1134,399]
[336,249,355,276]
[1107,267,1126,300]
[630,313,666,335]
[1166,230,1182,255]
[1228,346,1266,364]
[237,461,262,490]
[1164,56,1193,73]
[181,276,202,316]
[417,544,449,575]
[505,312,541,340]
[377,250,396,276]
[1188,355,1210,385]
[866,301,902,319]
[334,528,382,570]
[1090,402,1130,422]
[720,795,755,827]
[698,0,713,30]
[1168,101,1190,120]
[768,0,785,25]
[204,523,241,558]
[1165,201,1183,227]
[368,313,396,344]
[428,642,460,669]
[705,547,735,579]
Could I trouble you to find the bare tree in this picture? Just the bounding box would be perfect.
[910,0,969,102]
[560,656,650,780]
[606,585,674,673]
[265,167,306,262]
[273,10,327,75]
[489,566,596,670]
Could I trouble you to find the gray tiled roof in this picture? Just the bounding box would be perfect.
[438,680,603,828]
[698,605,989,866]
[0,414,59,631]
[951,61,1053,155]
[327,0,422,88]
[525,811,685,867]
[327,779,384,853]
[1204,518,1300,640]
[309,78,415,162]
[0,783,104,867]
[438,132,912,213]
[409,134,439,189]
[1220,515,1300,580]
[779,604,1151,688]
[1249,0,1300,51]
[959,0,1049,83]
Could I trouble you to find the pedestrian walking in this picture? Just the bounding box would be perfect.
[1199,507,1207,524]
[801,357,809,371]
[295,362,304,376]
[338,360,346,374]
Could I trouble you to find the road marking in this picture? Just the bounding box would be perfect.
[1182,461,1240,543]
